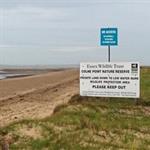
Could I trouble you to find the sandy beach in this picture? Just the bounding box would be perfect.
[0,69,79,127]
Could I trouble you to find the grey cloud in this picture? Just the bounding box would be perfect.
[0,0,150,65]
[1,0,150,8]
[0,0,97,9]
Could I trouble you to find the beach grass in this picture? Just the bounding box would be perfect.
[0,67,150,150]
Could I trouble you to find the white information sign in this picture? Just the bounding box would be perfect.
[80,62,140,98]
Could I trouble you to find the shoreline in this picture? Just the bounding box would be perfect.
[3,74,33,80]
[0,73,33,80]
[0,68,67,80]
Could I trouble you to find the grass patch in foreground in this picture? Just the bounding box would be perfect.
[0,96,150,150]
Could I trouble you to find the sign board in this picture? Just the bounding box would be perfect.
[80,62,140,98]
[101,28,118,46]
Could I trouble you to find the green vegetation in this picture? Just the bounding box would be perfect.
[0,67,150,150]
[141,67,150,104]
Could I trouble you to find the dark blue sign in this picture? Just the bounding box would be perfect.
[101,28,118,46]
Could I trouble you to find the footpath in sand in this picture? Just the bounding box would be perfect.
[0,69,79,127]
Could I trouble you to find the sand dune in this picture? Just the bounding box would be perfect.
[0,69,79,127]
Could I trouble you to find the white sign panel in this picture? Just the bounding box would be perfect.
[80,62,140,98]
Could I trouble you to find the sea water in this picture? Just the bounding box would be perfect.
[0,74,6,79]
[0,71,27,80]
[0,71,7,79]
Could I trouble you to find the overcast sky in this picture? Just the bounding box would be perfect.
[0,0,150,66]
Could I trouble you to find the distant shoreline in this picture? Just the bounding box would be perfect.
[0,64,79,69]
[2,74,33,80]
[0,68,68,80]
